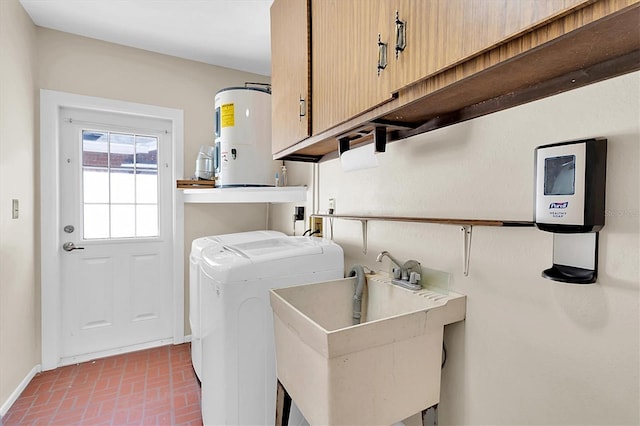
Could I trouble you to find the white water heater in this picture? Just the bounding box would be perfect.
[214,85,275,187]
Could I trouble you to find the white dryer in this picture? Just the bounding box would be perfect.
[199,236,344,426]
[189,230,285,381]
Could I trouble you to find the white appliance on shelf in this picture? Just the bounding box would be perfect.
[189,230,286,381]
[199,236,344,426]
[213,85,276,187]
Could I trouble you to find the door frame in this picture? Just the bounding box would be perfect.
[40,89,184,370]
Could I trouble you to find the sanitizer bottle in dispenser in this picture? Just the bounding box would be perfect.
[534,138,607,284]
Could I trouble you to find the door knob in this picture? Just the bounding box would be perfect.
[63,242,85,252]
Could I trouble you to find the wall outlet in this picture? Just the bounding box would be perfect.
[294,206,305,221]
[328,198,335,214]
[309,216,323,237]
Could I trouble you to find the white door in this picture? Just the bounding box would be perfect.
[57,107,174,362]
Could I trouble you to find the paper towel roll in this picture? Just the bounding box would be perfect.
[340,143,379,172]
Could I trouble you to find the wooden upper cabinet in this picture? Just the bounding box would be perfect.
[311,0,593,136]
[388,0,592,94]
[271,0,311,156]
[312,0,395,136]
[273,0,635,160]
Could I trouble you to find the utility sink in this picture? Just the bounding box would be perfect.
[270,273,466,426]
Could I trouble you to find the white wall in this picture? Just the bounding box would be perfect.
[0,0,39,409]
[271,72,640,425]
[36,28,272,335]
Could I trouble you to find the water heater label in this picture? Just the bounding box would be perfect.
[221,103,234,128]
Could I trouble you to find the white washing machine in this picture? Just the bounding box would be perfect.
[189,230,285,381]
[199,236,344,426]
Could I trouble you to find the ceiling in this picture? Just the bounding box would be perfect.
[19,0,274,76]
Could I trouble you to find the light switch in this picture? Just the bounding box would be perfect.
[12,199,19,219]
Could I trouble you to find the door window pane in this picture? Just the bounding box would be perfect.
[136,136,158,169]
[84,204,110,239]
[83,169,109,203]
[110,133,135,170]
[111,205,136,238]
[82,130,159,239]
[136,172,158,204]
[110,169,135,204]
[136,205,158,237]
[82,131,108,167]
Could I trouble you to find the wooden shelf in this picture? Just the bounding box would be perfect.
[181,186,307,204]
[311,214,534,228]
[312,213,535,276]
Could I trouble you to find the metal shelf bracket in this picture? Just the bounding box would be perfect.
[461,225,473,276]
[361,220,368,255]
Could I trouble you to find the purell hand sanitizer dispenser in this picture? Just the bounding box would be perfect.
[534,138,607,284]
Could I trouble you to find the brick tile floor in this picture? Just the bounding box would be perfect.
[2,343,202,426]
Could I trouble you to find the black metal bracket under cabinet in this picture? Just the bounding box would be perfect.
[311,214,535,276]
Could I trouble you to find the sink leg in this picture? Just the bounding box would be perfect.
[275,380,292,426]
[422,404,438,426]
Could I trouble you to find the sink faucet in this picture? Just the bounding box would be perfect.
[376,251,422,290]
[376,251,404,269]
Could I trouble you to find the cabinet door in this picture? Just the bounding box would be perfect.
[389,0,591,93]
[312,0,394,135]
[311,0,591,137]
[271,0,311,155]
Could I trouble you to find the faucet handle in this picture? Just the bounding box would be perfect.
[409,271,421,285]
[392,267,402,279]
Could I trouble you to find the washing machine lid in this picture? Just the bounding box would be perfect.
[190,231,285,261]
[228,237,323,262]
[203,236,322,266]
[200,236,343,282]
[211,230,285,246]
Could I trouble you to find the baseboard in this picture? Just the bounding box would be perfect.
[0,364,41,418]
